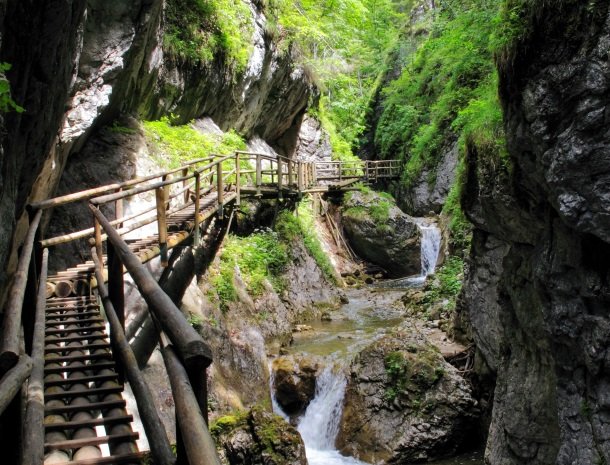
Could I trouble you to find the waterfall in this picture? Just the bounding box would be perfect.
[418,221,442,277]
[297,364,346,449]
[270,362,367,465]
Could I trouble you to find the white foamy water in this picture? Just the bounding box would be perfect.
[271,363,369,465]
[418,220,442,277]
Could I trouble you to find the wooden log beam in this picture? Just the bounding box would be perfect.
[91,249,175,465]
[89,205,212,369]
[22,248,49,465]
[161,341,221,465]
[0,209,42,374]
[0,355,32,415]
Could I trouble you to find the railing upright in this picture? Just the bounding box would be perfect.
[217,161,224,219]
[194,172,201,245]
[155,186,169,267]
[235,152,241,206]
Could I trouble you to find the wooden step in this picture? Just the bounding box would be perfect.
[45,373,118,387]
[45,353,112,364]
[46,311,101,320]
[45,361,116,374]
[45,334,108,344]
[45,342,111,354]
[43,451,147,465]
[46,324,105,335]
[46,317,105,327]
[45,399,126,415]
[44,432,139,451]
[46,305,100,314]
[45,386,123,400]
[44,414,133,432]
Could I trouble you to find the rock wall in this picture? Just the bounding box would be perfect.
[0,0,315,302]
[460,2,610,464]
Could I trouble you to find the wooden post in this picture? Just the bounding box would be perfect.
[256,154,262,197]
[0,209,42,374]
[277,159,283,199]
[297,162,303,192]
[156,187,168,267]
[0,355,32,414]
[235,152,241,207]
[182,168,189,203]
[107,243,125,381]
[94,216,104,267]
[161,341,222,465]
[194,172,201,246]
[216,162,224,219]
[22,248,48,465]
[312,163,318,186]
[287,158,293,190]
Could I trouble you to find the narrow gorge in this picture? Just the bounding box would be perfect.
[0,1,608,465]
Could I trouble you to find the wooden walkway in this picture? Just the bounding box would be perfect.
[0,152,399,465]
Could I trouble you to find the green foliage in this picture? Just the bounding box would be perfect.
[164,0,253,69]
[213,230,290,309]
[344,188,394,230]
[383,347,443,403]
[210,411,247,437]
[276,200,338,284]
[143,117,246,168]
[0,63,24,113]
[375,0,507,189]
[271,0,407,159]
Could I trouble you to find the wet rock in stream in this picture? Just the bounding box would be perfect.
[337,326,478,463]
[272,354,324,417]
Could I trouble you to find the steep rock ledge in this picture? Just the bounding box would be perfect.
[460,2,610,464]
[0,0,315,300]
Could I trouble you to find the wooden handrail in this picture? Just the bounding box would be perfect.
[22,247,49,465]
[89,205,213,369]
[0,355,32,415]
[0,209,42,373]
[29,157,214,211]
[91,249,175,465]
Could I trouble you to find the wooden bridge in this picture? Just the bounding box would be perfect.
[0,152,399,465]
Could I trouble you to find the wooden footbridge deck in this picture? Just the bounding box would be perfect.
[0,152,399,465]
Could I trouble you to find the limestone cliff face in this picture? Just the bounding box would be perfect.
[0,0,315,299]
[460,2,610,464]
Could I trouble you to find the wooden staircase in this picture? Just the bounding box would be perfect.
[43,295,144,465]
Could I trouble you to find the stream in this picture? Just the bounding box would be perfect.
[270,219,484,465]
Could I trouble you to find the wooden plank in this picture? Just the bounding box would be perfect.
[44,432,139,451]
[0,209,42,373]
[44,361,116,374]
[44,399,126,415]
[40,451,147,465]
[46,317,105,326]
[45,324,105,335]
[45,385,123,401]
[45,353,112,364]
[44,414,133,431]
[44,373,117,387]
[45,342,111,353]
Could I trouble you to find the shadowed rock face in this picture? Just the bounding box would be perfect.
[342,190,421,278]
[458,2,610,464]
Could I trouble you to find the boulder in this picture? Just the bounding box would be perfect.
[337,326,478,463]
[342,190,421,278]
[272,354,323,417]
[213,407,307,465]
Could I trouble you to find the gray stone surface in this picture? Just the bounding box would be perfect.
[337,324,478,463]
[342,190,421,277]
[460,3,610,464]
[272,354,323,417]
[215,408,307,465]
[295,115,332,162]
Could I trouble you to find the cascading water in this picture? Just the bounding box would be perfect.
[272,363,367,465]
[418,220,442,277]
[377,218,442,289]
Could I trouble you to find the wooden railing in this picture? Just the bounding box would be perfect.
[0,151,401,465]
